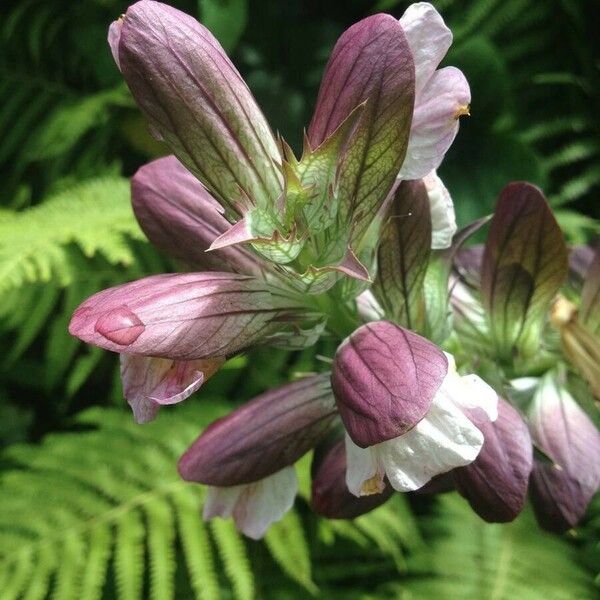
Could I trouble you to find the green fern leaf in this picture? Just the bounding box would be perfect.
[145,497,176,600]
[0,177,145,294]
[402,494,595,600]
[210,519,255,600]
[79,524,112,600]
[264,509,318,595]
[172,487,220,600]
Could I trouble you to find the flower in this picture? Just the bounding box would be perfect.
[178,375,336,538]
[397,2,471,180]
[331,321,498,495]
[527,374,600,532]
[202,468,298,540]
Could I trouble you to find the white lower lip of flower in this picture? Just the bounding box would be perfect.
[202,466,297,539]
[423,170,457,250]
[345,357,497,495]
[442,352,499,421]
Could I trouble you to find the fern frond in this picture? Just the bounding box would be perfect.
[172,487,220,600]
[402,494,595,599]
[79,524,112,600]
[0,177,144,294]
[210,519,255,600]
[145,496,176,600]
[264,509,318,595]
[114,509,145,600]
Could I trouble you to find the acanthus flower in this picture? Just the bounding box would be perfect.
[178,375,336,538]
[65,0,555,541]
[331,321,498,496]
[527,374,600,533]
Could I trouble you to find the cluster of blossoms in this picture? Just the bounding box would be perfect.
[70,1,600,539]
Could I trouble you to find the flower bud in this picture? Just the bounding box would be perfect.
[178,375,336,486]
[69,273,307,360]
[131,156,265,276]
[528,375,600,532]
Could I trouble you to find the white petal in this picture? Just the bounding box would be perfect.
[510,377,540,393]
[379,394,484,491]
[344,433,386,497]
[449,275,488,332]
[399,2,452,96]
[455,374,499,422]
[203,485,241,521]
[399,66,470,180]
[356,290,385,322]
[423,171,456,249]
[203,467,297,539]
[438,355,498,422]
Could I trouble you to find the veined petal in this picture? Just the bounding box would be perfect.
[308,13,415,243]
[117,0,281,212]
[132,156,264,276]
[373,179,431,329]
[423,170,456,250]
[399,2,452,96]
[312,439,392,518]
[399,66,470,180]
[179,375,336,485]
[332,321,448,447]
[69,273,307,360]
[380,393,484,492]
[480,183,568,359]
[454,398,532,522]
[203,466,297,539]
[344,434,386,497]
[120,354,224,423]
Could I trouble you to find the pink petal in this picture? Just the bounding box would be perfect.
[331,321,448,447]
[178,375,335,485]
[121,354,224,423]
[117,0,282,212]
[400,66,471,180]
[454,398,533,523]
[108,18,123,71]
[307,13,415,242]
[69,272,306,360]
[132,156,264,276]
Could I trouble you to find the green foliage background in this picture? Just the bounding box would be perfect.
[0,0,598,597]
